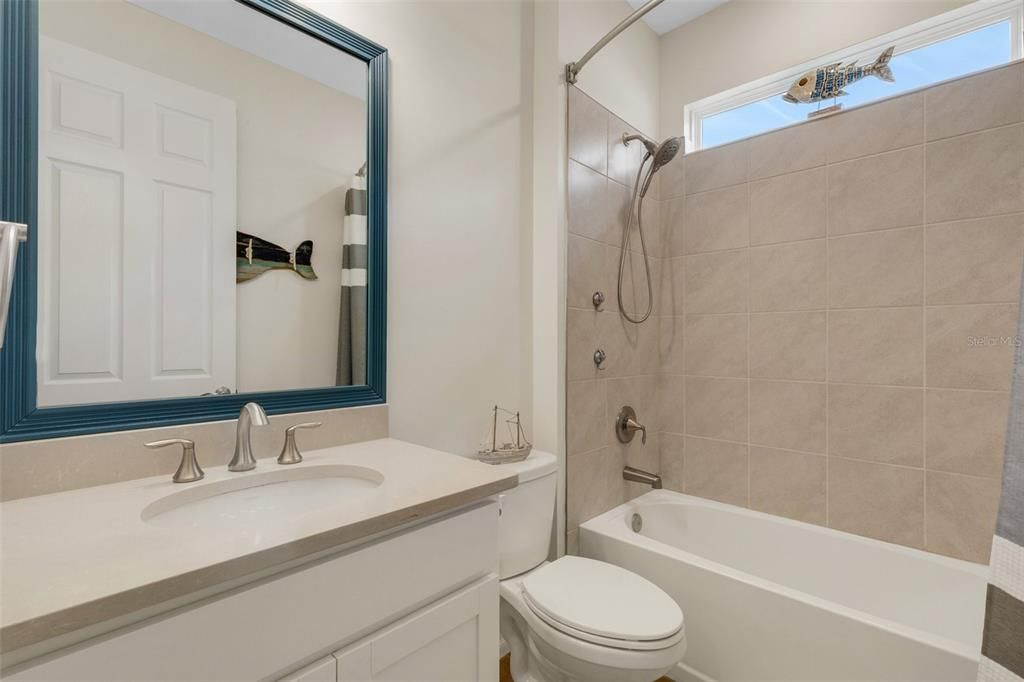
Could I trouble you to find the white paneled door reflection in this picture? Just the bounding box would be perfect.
[37,37,236,406]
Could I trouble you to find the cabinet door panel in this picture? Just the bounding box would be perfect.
[372,581,479,671]
[375,620,480,682]
[335,576,499,682]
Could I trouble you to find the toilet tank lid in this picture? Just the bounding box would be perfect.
[487,450,556,483]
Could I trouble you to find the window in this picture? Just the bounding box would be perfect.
[686,0,1023,151]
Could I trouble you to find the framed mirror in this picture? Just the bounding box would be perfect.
[0,0,387,442]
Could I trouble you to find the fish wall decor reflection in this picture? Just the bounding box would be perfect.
[236,231,317,283]
[783,46,895,104]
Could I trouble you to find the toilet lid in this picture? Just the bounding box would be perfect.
[522,556,683,642]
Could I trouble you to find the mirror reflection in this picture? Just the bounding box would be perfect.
[36,0,369,407]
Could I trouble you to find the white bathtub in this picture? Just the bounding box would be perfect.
[579,490,989,682]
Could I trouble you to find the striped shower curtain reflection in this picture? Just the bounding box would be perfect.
[336,172,367,386]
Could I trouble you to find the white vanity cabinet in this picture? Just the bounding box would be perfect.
[5,502,500,682]
[284,576,498,682]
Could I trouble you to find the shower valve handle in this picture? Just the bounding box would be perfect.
[626,418,648,445]
[616,406,647,445]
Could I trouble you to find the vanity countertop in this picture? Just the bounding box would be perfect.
[0,438,518,654]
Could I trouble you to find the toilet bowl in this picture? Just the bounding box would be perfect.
[500,558,686,682]
[494,451,686,682]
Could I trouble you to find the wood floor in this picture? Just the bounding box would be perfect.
[499,654,673,682]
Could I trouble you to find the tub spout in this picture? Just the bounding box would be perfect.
[623,465,662,489]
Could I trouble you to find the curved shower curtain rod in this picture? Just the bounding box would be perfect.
[565,0,666,84]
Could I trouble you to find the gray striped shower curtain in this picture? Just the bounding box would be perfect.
[336,173,367,386]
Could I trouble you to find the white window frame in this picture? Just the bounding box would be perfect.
[684,0,1024,151]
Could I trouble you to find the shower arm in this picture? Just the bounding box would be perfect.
[565,0,666,84]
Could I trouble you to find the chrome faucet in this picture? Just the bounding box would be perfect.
[228,402,268,471]
[623,465,663,489]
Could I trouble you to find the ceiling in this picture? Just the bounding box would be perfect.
[625,0,731,35]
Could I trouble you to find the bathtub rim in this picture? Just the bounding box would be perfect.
[579,489,988,663]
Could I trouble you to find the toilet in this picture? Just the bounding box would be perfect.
[496,450,686,682]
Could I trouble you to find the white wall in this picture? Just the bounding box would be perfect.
[531,0,569,554]
[275,0,659,463]
[659,0,970,138]
[559,0,662,136]
[306,1,530,457]
[41,0,367,394]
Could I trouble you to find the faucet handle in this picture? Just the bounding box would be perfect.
[615,406,647,445]
[278,422,322,465]
[145,438,204,483]
[631,419,648,445]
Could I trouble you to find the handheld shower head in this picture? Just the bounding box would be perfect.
[615,131,685,325]
[651,136,682,172]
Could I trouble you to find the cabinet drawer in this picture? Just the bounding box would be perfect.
[7,503,498,682]
[333,575,499,682]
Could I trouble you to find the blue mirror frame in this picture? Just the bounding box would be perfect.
[0,0,388,443]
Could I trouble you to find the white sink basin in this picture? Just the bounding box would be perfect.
[141,465,384,530]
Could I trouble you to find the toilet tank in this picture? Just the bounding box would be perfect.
[494,450,558,579]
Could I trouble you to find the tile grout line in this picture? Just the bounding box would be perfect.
[746,157,753,510]
[613,300,1024,319]
[922,95,929,551]
[634,206,1024,256]
[825,139,831,529]
[664,371,1010,395]
[679,159,688,493]
[674,432,999,479]
[925,118,1024,145]
[673,206,1024,261]
[681,156,688,496]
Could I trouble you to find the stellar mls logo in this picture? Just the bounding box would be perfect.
[967,335,1022,347]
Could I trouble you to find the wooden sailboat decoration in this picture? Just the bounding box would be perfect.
[477,405,532,464]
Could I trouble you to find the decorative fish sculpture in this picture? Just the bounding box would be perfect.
[236,231,317,283]
[783,46,895,104]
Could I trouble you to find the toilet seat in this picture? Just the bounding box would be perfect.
[520,556,684,651]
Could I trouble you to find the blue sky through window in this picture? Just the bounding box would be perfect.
[700,20,1013,149]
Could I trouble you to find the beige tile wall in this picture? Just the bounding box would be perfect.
[565,87,666,552]
[566,62,1024,564]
